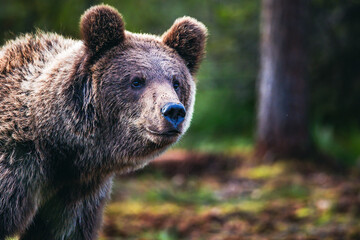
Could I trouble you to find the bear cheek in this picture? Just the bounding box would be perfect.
[180,79,196,133]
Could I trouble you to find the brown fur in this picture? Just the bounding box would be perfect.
[0,4,207,240]
[162,16,207,74]
[80,5,125,56]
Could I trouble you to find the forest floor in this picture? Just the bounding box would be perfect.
[100,149,360,240]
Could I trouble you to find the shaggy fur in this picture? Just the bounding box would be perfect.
[0,4,207,240]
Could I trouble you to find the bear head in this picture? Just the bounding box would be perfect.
[77,5,207,172]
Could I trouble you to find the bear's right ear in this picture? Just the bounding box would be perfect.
[80,5,125,56]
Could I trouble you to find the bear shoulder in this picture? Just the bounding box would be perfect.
[0,32,79,146]
[0,32,76,75]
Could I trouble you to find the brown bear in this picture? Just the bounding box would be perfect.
[0,4,207,240]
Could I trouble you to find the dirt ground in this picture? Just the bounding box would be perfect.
[100,150,360,240]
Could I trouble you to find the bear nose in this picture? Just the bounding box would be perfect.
[161,102,186,128]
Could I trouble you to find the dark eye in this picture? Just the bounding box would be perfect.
[173,79,180,91]
[131,77,145,89]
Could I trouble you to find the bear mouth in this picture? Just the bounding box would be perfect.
[145,128,181,138]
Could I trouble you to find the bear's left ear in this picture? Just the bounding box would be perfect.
[80,5,125,56]
[162,17,208,75]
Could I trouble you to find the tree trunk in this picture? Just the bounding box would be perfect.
[256,0,312,160]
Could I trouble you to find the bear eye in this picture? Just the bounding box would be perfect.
[131,77,145,89]
[173,79,180,91]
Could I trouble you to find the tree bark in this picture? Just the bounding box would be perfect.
[256,0,312,160]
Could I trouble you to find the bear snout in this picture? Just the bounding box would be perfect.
[161,102,186,129]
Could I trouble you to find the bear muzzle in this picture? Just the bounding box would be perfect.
[144,102,186,142]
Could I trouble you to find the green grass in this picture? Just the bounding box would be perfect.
[145,186,218,205]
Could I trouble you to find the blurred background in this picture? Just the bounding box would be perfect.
[1,0,360,164]
[2,0,360,239]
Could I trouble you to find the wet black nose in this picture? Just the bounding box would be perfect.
[161,103,186,128]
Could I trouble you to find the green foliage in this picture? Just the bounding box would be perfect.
[314,125,360,166]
